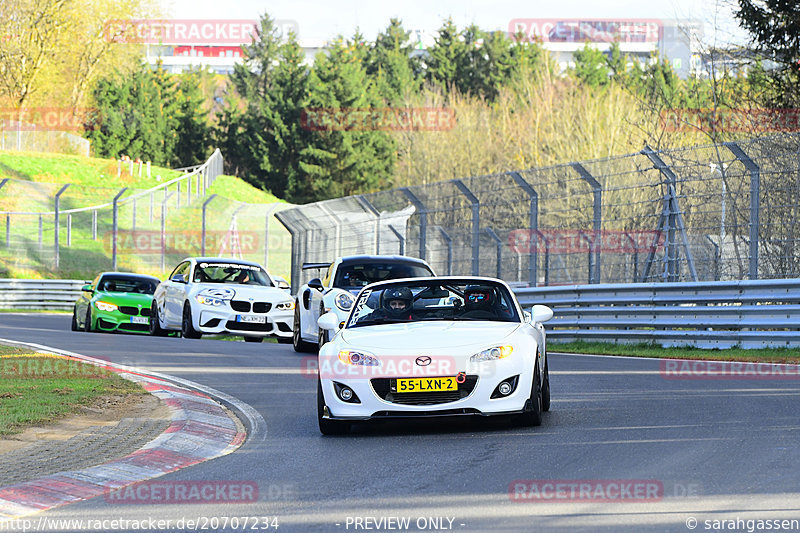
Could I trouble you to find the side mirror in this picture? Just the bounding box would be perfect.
[277,280,290,290]
[318,311,339,332]
[531,305,553,323]
[308,278,324,291]
[171,273,186,284]
[82,284,93,293]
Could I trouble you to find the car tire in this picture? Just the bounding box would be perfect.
[517,365,543,427]
[71,307,79,331]
[317,379,349,435]
[541,357,551,412]
[292,304,314,353]
[149,304,168,336]
[181,303,202,339]
[244,336,262,343]
[84,307,93,333]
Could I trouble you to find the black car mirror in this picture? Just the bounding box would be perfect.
[308,278,324,291]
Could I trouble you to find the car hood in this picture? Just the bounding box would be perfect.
[191,283,291,302]
[340,321,521,351]
[95,292,153,306]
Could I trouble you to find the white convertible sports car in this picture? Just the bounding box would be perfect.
[292,255,434,352]
[315,276,554,434]
[150,257,295,342]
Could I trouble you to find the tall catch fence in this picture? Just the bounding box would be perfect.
[0,149,293,279]
[276,133,800,293]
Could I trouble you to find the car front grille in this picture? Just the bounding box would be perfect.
[231,300,250,312]
[253,302,271,313]
[370,375,479,405]
[118,306,145,316]
[225,320,272,332]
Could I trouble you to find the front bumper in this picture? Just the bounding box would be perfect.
[94,310,151,334]
[319,363,534,420]
[195,307,294,338]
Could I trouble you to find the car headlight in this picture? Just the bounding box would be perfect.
[195,288,234,307]
[338,350,380,366]
[334,292,355,311]
[95,301,118,312]
[470,345,513,362]
[276,301,295,310]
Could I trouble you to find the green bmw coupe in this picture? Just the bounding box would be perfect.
[72,272,161,334]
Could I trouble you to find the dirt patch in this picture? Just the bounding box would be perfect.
[0,392,171,455]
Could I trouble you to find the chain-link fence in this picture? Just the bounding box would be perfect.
[1,120,91,157]
[0,149,293,280]
[276,133,800,293]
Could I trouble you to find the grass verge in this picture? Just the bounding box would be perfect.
[549,341,800,364]
[0,345,143,436]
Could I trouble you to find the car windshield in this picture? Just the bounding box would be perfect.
[333,262,433,290]
[192,262,273,286]
[346,280,520,328]
[99,277,157,294]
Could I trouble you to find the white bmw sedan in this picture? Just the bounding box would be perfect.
[315,276,553,434]
[150,257,295,342]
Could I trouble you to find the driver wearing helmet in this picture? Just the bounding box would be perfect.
[461,285,498,319]
[380,286,414,320]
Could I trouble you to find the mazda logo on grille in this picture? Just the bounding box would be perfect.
[415,356,432,366]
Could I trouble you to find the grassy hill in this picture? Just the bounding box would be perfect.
[0,151,290,281]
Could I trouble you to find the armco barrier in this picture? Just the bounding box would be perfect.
[0,279,85,310]
[514,278,800,349]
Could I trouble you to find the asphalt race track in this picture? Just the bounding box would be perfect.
[2,313,800,532]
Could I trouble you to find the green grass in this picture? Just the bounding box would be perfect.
[207,175,283,203]
[549,340,800,363]
[0,350,144,436]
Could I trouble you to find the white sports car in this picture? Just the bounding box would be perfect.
[292,255,434,352]
[315,276,554,434]
[150,257,295,342]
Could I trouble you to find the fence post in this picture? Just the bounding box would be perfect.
[437,227,453,275]
[67,214,71,247]
[54,184,70,269]
[452,179,480,275]
[400,187,427,260]
[92,210,97,240]
[112,188,128,270]
[5,215,9,247]
[508,172,539,287]
[201,194,218,256]
[356,195,381,255]
[724,142,760,280]
[388,225,405,255]
[484,228,502,279]
[571,162,602,284]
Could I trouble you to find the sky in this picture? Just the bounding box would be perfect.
[164,0,750,48]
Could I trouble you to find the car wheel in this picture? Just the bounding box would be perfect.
[149,304,168,336]
[181,303,202,339]
[244,336,262,343]
[71,307,79,331]
[84,307,93,333]
[292,304,314,353]
[541,357,551,412]
[317,379,349,435]
[517,365,543,427]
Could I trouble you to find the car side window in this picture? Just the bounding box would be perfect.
[323,264,335,287]
[170,261,190,280]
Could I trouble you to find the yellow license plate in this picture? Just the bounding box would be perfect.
[396,377,458,393]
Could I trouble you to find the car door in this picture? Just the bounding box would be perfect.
[164,261,190,326]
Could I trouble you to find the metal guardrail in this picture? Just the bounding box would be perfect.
[0,279,85,311]
[515,279,800,349]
